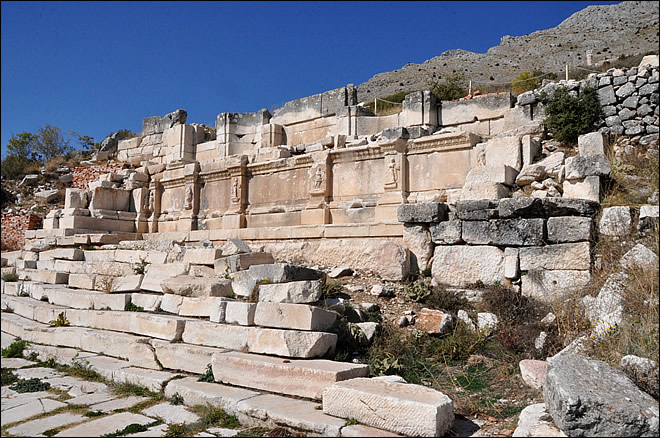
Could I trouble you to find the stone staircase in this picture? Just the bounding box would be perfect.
[1,237,454,436]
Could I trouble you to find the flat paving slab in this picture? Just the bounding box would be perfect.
[13,367,66,380]
[90,395,150,413]
[54,412,155,437]
[65,390,116,406]
[125,423,169,437]
[1,358,34,369]
[6,412,87,437]
[2,398,67,426]
[142,402,201,424]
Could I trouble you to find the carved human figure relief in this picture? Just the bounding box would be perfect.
[148,189,155,214]
[476,144,487,166]
[231,177,241,202]
[183,183,193,210]
[385,157,399,187]
[312,166,325,192]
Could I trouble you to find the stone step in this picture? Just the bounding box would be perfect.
[150,339,229,375]
[182,320,337,358]
[0,310,159,369]
[2,294,185,341]
[211,350,369,400]
[16,268,69,284]
[163,377,260,417]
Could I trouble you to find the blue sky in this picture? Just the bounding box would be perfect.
[1,1,620,157]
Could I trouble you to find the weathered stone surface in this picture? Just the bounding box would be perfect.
[79,329,159,369]
[432,245,504,287]
[141,262,189,293]
[562,175,600,202]
[536,152,565,178]
[397,202,449,223]
[541,197,600,217]
[1,397,67,426]
[164,377,259,416]
[182,320,253,350]
[214,252,275,274]
[638,204,659,232]
[465,165,518,185]
[323,377,454,437]
[130,293,162,311]
[245,263,323,283]
[257,280,323,303]
[519,360,547,390]
[544,354,659,437]
[113,367,176,393]
[403,223,433,273]
[460,182,510,200]
[341,424,404,437]
[485,136,522,170]
[91,396,150,413]
[56,412,154,437]
[6,412,87,437]
[620,355,659,400]
[516,164,547,186]
[504,247,519,279]
[415,308,453,334]
[225,301,256,325]
[212,351,369,400]
[222,238,251,256]
[519,242,591,271]
[498,198,545,218]
[230,279,257,298]
[521,270,591,302]
[477,312,498,332]
[619,243,659,271]
[51,248,84,261]
[455,200,499,220]
[547,216,593,243]
[183,248,223,265]
[151,339,226,374]
[248,328,337,358]
[142,402,201,424]
[430,220,462,244]
[599,206,632,236]
[162,293,185,314]
[578,132,610,157]
[161,275,233,297]
[35,189,59,203]
[581,271,627,334]
[564,155,611,180]
[328,266,353,278]
[254,302,337,331]
[512,403,566,437]
[462,218,545,246]
[237,393,346,436]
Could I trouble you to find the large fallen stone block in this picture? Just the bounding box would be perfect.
[599,206,632,237]
[183,248,223,265]
[212,351,369,400]
[254,302,337,331]
[257,280,323,304]
[323,377,454,437]
[244,263,323,283]
[512,403,566,437]
[519,242,591,271]
[403,223,433,273]
[521,270,591,302]
[161,275,233,297]
[464,165,518,185]
[544,354,658,437]
[214,252,275,274]
[432,245,504,287]
[247,327,337,358]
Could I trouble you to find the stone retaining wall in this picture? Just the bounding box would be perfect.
[399,198,599,302]
[72,163,127,190]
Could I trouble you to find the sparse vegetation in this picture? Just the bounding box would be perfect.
[133,257,148,275]
[363,90,408,115]
[429,73,468,101]
[10,377,51,393]
[48,312,70,327]
[1,339,28,358]
[170,392,184,405]
[124,300,145,312]
[1,271,19,282]
[197,363,215,383]
[511,71,558,94]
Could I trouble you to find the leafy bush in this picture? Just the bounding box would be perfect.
[197,363,215,382]
[539,86,602,145]
[402,277,433,302]
[429,73,467,101]
[1,271,19,282]
[0,154,36,180]
[10,377,51,393]
[124,300,145,312]
[2,340,29,358]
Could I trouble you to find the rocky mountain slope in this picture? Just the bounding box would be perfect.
[357,1,659,99]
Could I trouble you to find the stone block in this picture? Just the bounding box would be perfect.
[2,398,67,427]
[214,252,275,274]
[521,270,591,302]
[599,206,632,237]
[182,320,253,350]
[111,274,143,292]
[415,308,453,334]
[140,263,189,293]
[512,403,566,437]
[455,200,499,221]
[164,377,259,417]
[225,301,256,325]
[396,203,449,223]
[222,238,252,256]
[485,135,522,170]
[257,280,323,303]
[519,359,547,390]
[323,377,454,437]
[620,243,659,271]
[113,367,176,393]
[462,218,545,246]
[35,189,60,203]
[464,165,518,186]
[544,354,658,437]
[460,182,510,201]
[564,155,611,180]
[88,186,130,211]
[522,135,541,167]
[130,293,162,311]
[161,275,233,297]
[541,198,600,217]
[56,412,154,437]
[519,242,591,271]
[160,294,184,314]
[504,247,519,279]
[231,278,258,298]
[151,339,225,375]
[179,296,231,318]
[403,223,433,273]
[432,246,504,288]
[6,412,87,437]
[562,175,600,202]
[254,302,337,331]
[578,132,610,157]
[65,188,88,209]
[547,216,593,243]
[430,220,462,244]
[638,204,659,232]
[248,328,337,358]
[212,351,369,400]
[245,263,323,283]
[516,164,547,186]
[183,248,223,265]
[79,329,159,369]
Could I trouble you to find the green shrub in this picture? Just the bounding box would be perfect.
[2,340,29,358]
[124,300,144,312]
[402,277,433,302]
[10,377,51,393]
[1,271,19,282]
[197,363,215,383]
[49,312,70,327]
[539,86,602,145]
[170,392,184,406]
[429,73,467,101]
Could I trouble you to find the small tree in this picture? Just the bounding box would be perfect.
[540,86,602,145]
[33,124,71,162]
[68,130,98,151]
[429,73,467,101]
[2,132,39,179]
